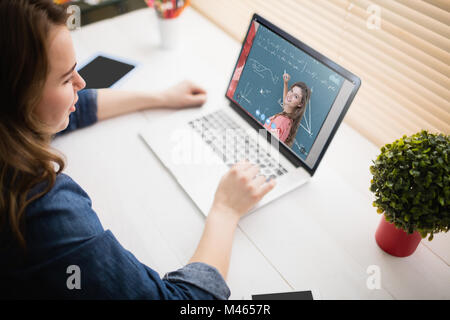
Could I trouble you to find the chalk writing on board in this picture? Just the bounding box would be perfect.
[301,99,313,136]
[329,74,340,85]
[254,31,338,93]
[293,139,308,156]
[236,82,253,105]
[259,88,271,97]
[277,98,283,109]
[248,58,280,85]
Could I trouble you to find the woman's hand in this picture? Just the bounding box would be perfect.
[283,72,290,83]
[210,160,277,221]
[159,80,207,109]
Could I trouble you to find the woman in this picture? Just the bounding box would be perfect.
[264,72,311,148]
[0,0,276,299]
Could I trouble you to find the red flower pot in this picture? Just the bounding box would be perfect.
[375,215,422,257]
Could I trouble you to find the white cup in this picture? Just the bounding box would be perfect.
[157,17,181,49]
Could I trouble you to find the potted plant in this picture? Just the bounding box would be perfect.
[370,130,449,257]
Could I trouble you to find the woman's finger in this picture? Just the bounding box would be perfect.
[187,82,207,95]
[243,163,260,180]
[257,178,277,197]
[232,159,252,172]
[186,92,207,106]
[250,174,266,185]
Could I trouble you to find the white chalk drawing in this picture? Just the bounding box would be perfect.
[292,139,308,156]
[259,88,271,96]
[301,62,307,73]
[248,58,280,85]
[237,82,253,105]
[277,97,284,110]
[254,31,339,93]
[329,74,341,86]
[300,98,313,136]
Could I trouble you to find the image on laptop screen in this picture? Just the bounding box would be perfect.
[226,18,358,170]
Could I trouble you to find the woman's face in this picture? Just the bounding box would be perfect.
[284,86,303,113]
[34,25,86,134]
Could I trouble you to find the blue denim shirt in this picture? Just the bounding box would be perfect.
[0,89,230,300]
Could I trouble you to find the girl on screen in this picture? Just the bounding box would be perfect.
[264,72,311,148]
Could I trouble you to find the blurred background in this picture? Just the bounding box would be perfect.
[56,0,146,25]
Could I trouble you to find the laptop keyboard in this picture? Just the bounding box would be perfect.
[187,110,288,180]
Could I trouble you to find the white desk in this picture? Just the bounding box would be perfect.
[52,8,450,299]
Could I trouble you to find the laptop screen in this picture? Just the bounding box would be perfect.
[226,16,360,173]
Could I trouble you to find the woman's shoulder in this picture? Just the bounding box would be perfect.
[0,173,105,270]
[27,173,91,210]
[26,173,104,239]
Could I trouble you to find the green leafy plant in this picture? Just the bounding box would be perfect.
[370,130,450,240]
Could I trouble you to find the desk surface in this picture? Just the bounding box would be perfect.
[53,7,450,299]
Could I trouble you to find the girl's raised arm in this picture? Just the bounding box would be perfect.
[282,72,290,107]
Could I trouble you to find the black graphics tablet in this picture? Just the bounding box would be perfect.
[78,55,136,89]
[252,290,315,300]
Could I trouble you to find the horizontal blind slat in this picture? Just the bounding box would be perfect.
[421,0,450,13]
[346,102,408,146]
[356,89,441,134]
[369,0,450,41]
[395,0,450,27]
[339,53,450,132]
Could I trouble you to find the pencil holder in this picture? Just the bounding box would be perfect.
[157,17,181,49]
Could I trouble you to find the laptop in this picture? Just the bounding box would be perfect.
[140,14,361,216]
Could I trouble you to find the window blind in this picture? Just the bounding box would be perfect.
[191,0,450,147]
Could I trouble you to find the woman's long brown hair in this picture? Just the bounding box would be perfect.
[275,81,311,148]
[0,0,69,250]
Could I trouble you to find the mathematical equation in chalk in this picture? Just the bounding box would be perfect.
[254,28,340,93]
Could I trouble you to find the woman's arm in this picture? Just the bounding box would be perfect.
[188,160,276,279]
[97,89,162,120]
[96,80,207,121]
[188,205,239,280]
